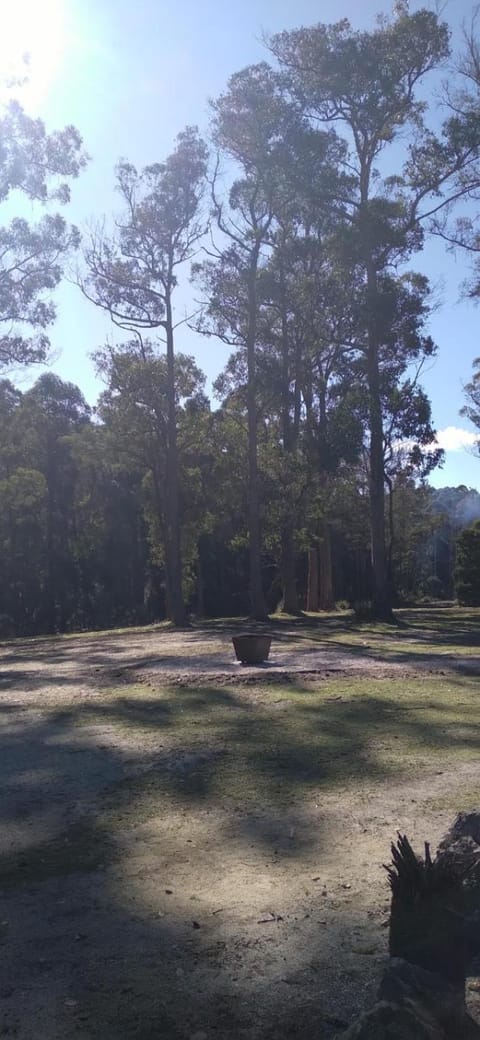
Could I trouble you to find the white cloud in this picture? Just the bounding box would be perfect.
[434,426,480,452]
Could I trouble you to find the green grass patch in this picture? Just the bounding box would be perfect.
[271,606,480,659]
[73,674,480,825]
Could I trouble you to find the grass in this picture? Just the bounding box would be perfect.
[426,786,480,813]
[4,671,479,890]
[0,618,176,645]
[1,603,478,657]
[165,604,480,662]
[264,606,480,659]
[2,605,480,890]
[71,672,480,828]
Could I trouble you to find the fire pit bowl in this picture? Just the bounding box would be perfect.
[232,633,272,665]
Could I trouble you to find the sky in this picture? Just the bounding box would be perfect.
[3,0,480,489]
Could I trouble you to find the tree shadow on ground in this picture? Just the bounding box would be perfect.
[0,819,362,1038]
[256,607,480,651]
[327,608,480,649]
[2,609,480,702]
[0,685,390,1038]
[1,671,480,1037]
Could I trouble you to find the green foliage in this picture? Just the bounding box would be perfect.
[0,99,86,368]
[82,128,208,625]
[455,520,480,605]
[461,356,480,438]
[82,127,207,332]
[268,7,478,618]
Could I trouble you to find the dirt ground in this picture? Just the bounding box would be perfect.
[1,620,480,1039]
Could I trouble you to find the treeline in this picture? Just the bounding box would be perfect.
[4,7,480,629]
[0,370,475,635]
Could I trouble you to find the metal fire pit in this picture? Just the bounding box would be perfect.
[232,633,272,665]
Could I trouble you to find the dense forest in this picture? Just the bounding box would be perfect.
[0,372,477,634]
[3,6,480,632]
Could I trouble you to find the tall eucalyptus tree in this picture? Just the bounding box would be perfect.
[82,128,208,625]
[270,8,480,616]
[197,64,344,617]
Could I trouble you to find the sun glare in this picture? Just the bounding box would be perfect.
[0,0,65,109]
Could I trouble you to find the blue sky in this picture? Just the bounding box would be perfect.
[5,0,480,489]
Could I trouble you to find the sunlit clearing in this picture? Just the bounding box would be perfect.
[0,0,65,109]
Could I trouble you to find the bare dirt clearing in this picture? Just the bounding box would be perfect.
[1,611,480,1038]
[2,608,480,704]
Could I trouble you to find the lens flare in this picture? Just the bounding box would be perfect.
[0,0,65,108]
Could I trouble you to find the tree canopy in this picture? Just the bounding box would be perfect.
[0,99,87,369]
[2,7,480,630]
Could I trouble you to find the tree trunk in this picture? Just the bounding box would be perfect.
[164,285,187,626]
[196,542,206,619]
[306,546,319,612]
[385,473,396,602]
[246,246,268,620]
[318,523,335,611]
[388,836,468,994]
[45,438,56,634]
[278,248,300,617]
[281,525,299,614]
[150,468,171,622]
[366,258,392,620]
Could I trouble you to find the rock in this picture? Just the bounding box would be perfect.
[339,823,480,1039]
[437,814,480,888]
[337,999,443,1038]
[437,813,480,958]
[437,834,480,886]
[379,959,467,1034]
[439,813,480,848]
